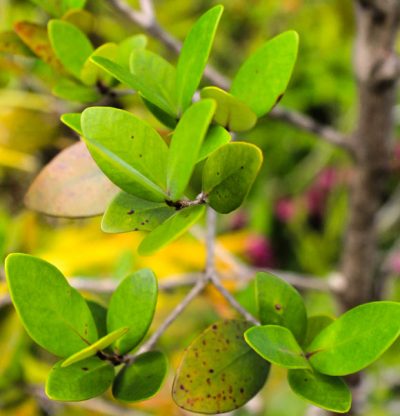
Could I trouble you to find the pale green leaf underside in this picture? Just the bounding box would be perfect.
[102,192,174,233]
[112,350,168,402]
[138,205,205,256]
[62,327,129,367]
[245,325,310,369]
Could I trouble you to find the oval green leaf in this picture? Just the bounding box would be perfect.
[200,86,257,132]
[62,327,129,367]
[117,34,147,68]
[202,142,262,213]
[197,125,231,163]
[245,325,310,370]
[24,142,119,218]
[303,315,335,348]
[112,351,168,402]
[308,301,400,376]
[46,357,114,401]
[107,269,158,355]
[175,5,223,113]
[48,19,93,79]
[142,97,178,129]
[60,113,82,135]
[138,205,205,256]
[81,106,168,202]
[53,78,101,103]
[0,31,34,56]
[102,192,174,233]
[130,49,177,116]
[5,253,98,357]
[173,320,270,414]
[256,272,307,343]
[231,31,299,117]
[167,99,215,201]
[288,369,351,413]
[86,300,107,339]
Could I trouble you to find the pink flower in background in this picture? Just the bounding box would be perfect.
[275,198,296,222]
[246,234,275,268]
[307,168,337,216]
[230,211,248,230]
[388,254,400,274]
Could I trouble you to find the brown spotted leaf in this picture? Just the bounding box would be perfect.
[173,320,270,414]
[0,31,34,56]
[25,141,119,218]
[14,21,64,72]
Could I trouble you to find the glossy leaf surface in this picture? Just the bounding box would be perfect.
[231,31,299,117]
[5,254,98,357]
[288,369,351,413]
[202,142,262,213]
[46,357,114,401]
[256,272,307,343]
[197,125,231,162]
[308,301,400,376]
[245,325,310,369]
[112,351,168,402]
[175,5,223,113]
[167,99,215,200]
[107,269,158,354]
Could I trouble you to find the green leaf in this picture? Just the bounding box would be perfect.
[81,106,168,202]
[288,369,351,413]
[107,269,158,354]
[231,31,299,117]
[167,99,216,201]
[175,5,223,113]
[60,113,82,135]
[303,315,335,348]
[62,327,129,367]
[130,49,177,116]
[245,325,310,369]
[14,21,64,72]
[0,31,34,57]
[256,272,307,343]
[102,192,174,233]
[86,300,107,338]
[30,0,86,16]
[142,97,178,129]
[202,142,262,214]
[46,357,114,401]
[173,320,270,414]
[197,125,231,162]
[5,254,98,357]
[117,34,147,69]
[112,351,168,402]
[53,78,101,103]
[81,42,118,86]
[308,301,400,376]
[48,19,93,79]
[138,205,205,256]
[24,142,119,218]
[200,86,257,132]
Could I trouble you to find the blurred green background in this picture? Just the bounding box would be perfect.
[1,0,400,415]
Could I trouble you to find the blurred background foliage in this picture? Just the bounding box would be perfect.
[1,0,400,415]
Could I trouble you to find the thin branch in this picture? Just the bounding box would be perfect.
[109,0,348,149]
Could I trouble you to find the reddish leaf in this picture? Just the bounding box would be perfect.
[25,142,119,218]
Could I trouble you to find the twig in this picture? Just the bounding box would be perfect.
[109,0,348,150]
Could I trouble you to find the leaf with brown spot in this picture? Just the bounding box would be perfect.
[13,21,64,72]
[173,320,270,414]
[25,141,119,218]
[0,31,34,57]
